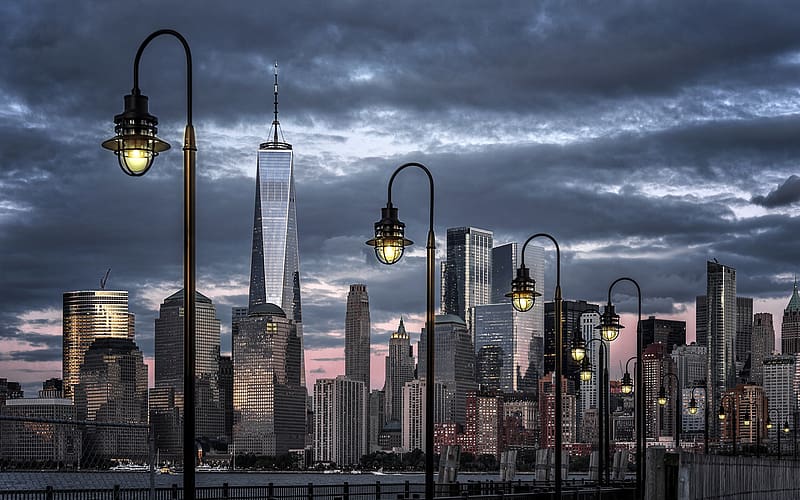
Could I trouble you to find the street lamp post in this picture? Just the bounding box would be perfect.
[366,162,435,500]
[102,29,197,500]
[600,278,644,497]
[688,387,709,453]
[507,233,561,496]
[657,373,681,450]
[571,333,609,485]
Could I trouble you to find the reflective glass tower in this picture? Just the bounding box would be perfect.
[248,63,304,384]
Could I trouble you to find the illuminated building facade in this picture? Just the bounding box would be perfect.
[233,303,305,455]
[62,290,134,399]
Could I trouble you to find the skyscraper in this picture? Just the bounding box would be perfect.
[345,284,370,389]
[313,376,367,466]
[233,303,305,455]
[578,312,603,417]
[383,318,415,425]
[640,316,686,353]
[671,343,707,390]
[703,260,737,438]
[642,342,673,439]
[74,337,148,462]
[763,355,796,445]
[62,290,134,399]
[472,303,535,393]
[736,297,753,366]
[441,227,493,321]
[153,289,223,447]
[781,281,800,355]
[419,314,476,424]
[751,313,775,385]
[247,63,304,385]
[485,242,545,393]
[544,300,599,382]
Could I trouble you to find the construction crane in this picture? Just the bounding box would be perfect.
[100,268,112,290]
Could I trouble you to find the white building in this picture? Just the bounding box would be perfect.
[313,376,367,466]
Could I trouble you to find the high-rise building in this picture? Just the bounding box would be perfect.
[231,307,248,338]
[642,343,673,439]
[313,376,367,466]
[73,337,148,462]
[247,64,305,385]
[781,282,800,355]
[383,318,415,425]
[544,300,600,382]
[763,355,796,444]
[441,227,493,321]
[503,396,538,448]
[736,297,754,366]
[401,378,450,452]
[233,303,305,455]
[751,313,775,385]
[0,379,24,404]
[345,284,370,389]
[419,314,476,424]
[472,303,536,393]
[640,316,686,353]
[62,290,134,399]
[703,260,737,438]
[368,390,385,453]
[578,312,604,419]
[538,373,576,447]
[463,392,504,458]
[491,243,545,350]
[219,355,233,442]
[696,295,708,348]
[671,343,707,390]
[153,289,223,450]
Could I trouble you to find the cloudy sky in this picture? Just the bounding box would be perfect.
[3,1,800,395]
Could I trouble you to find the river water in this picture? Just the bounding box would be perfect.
[0,471,525,491]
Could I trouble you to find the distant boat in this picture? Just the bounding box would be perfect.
[195,464,213,472]
[111,463,149,472]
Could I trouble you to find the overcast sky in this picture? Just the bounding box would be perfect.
[3,1,800,395]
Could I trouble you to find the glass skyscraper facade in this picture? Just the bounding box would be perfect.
[704,260,737,438]
[345,284,371,389]
[247,72,304,384]
[441,227,493,321]
[62,290,134,400]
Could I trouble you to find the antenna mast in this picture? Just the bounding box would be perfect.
[273,61,279,143]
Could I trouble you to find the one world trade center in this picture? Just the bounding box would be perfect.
[247,62,304,384]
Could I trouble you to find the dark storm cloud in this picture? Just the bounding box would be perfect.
[752,175,800,207]
[3,0,800,377]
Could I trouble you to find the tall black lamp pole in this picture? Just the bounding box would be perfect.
[572,333,609,485]
[600,278,643,497]
[688,386,709,453]
[507,234,561,496]
[102,29,196,500]
[657,373,681,450]
[366,162,435,500]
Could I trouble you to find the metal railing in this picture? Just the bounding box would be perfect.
[0,480,636,500]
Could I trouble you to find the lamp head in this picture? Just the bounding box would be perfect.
[366,203,413,265]
[506,265,540,312]
[766,418,773,430]
[718,404,726,421]
[570,333,586,362]
[620,372,633,394]
[102,91,170,176]
[688,397,698,415]
[579,358,592,382]
[657,386,667,406]
[743,417,751,427]
[784,421,791,434]
[597,302,623,342]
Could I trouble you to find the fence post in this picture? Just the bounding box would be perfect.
[222,482,229,499]
[404,480,410,498]
[113,485,120,500]
[343,481,349,500]
[172,483,178,500]
[375,481,381,500]
[268,482,274,500]
[45,486,53,500]
[307,482,313,500]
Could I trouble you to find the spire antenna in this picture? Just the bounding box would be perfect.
[273,61,279,144]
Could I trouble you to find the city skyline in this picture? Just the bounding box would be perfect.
[4,2,800,395]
